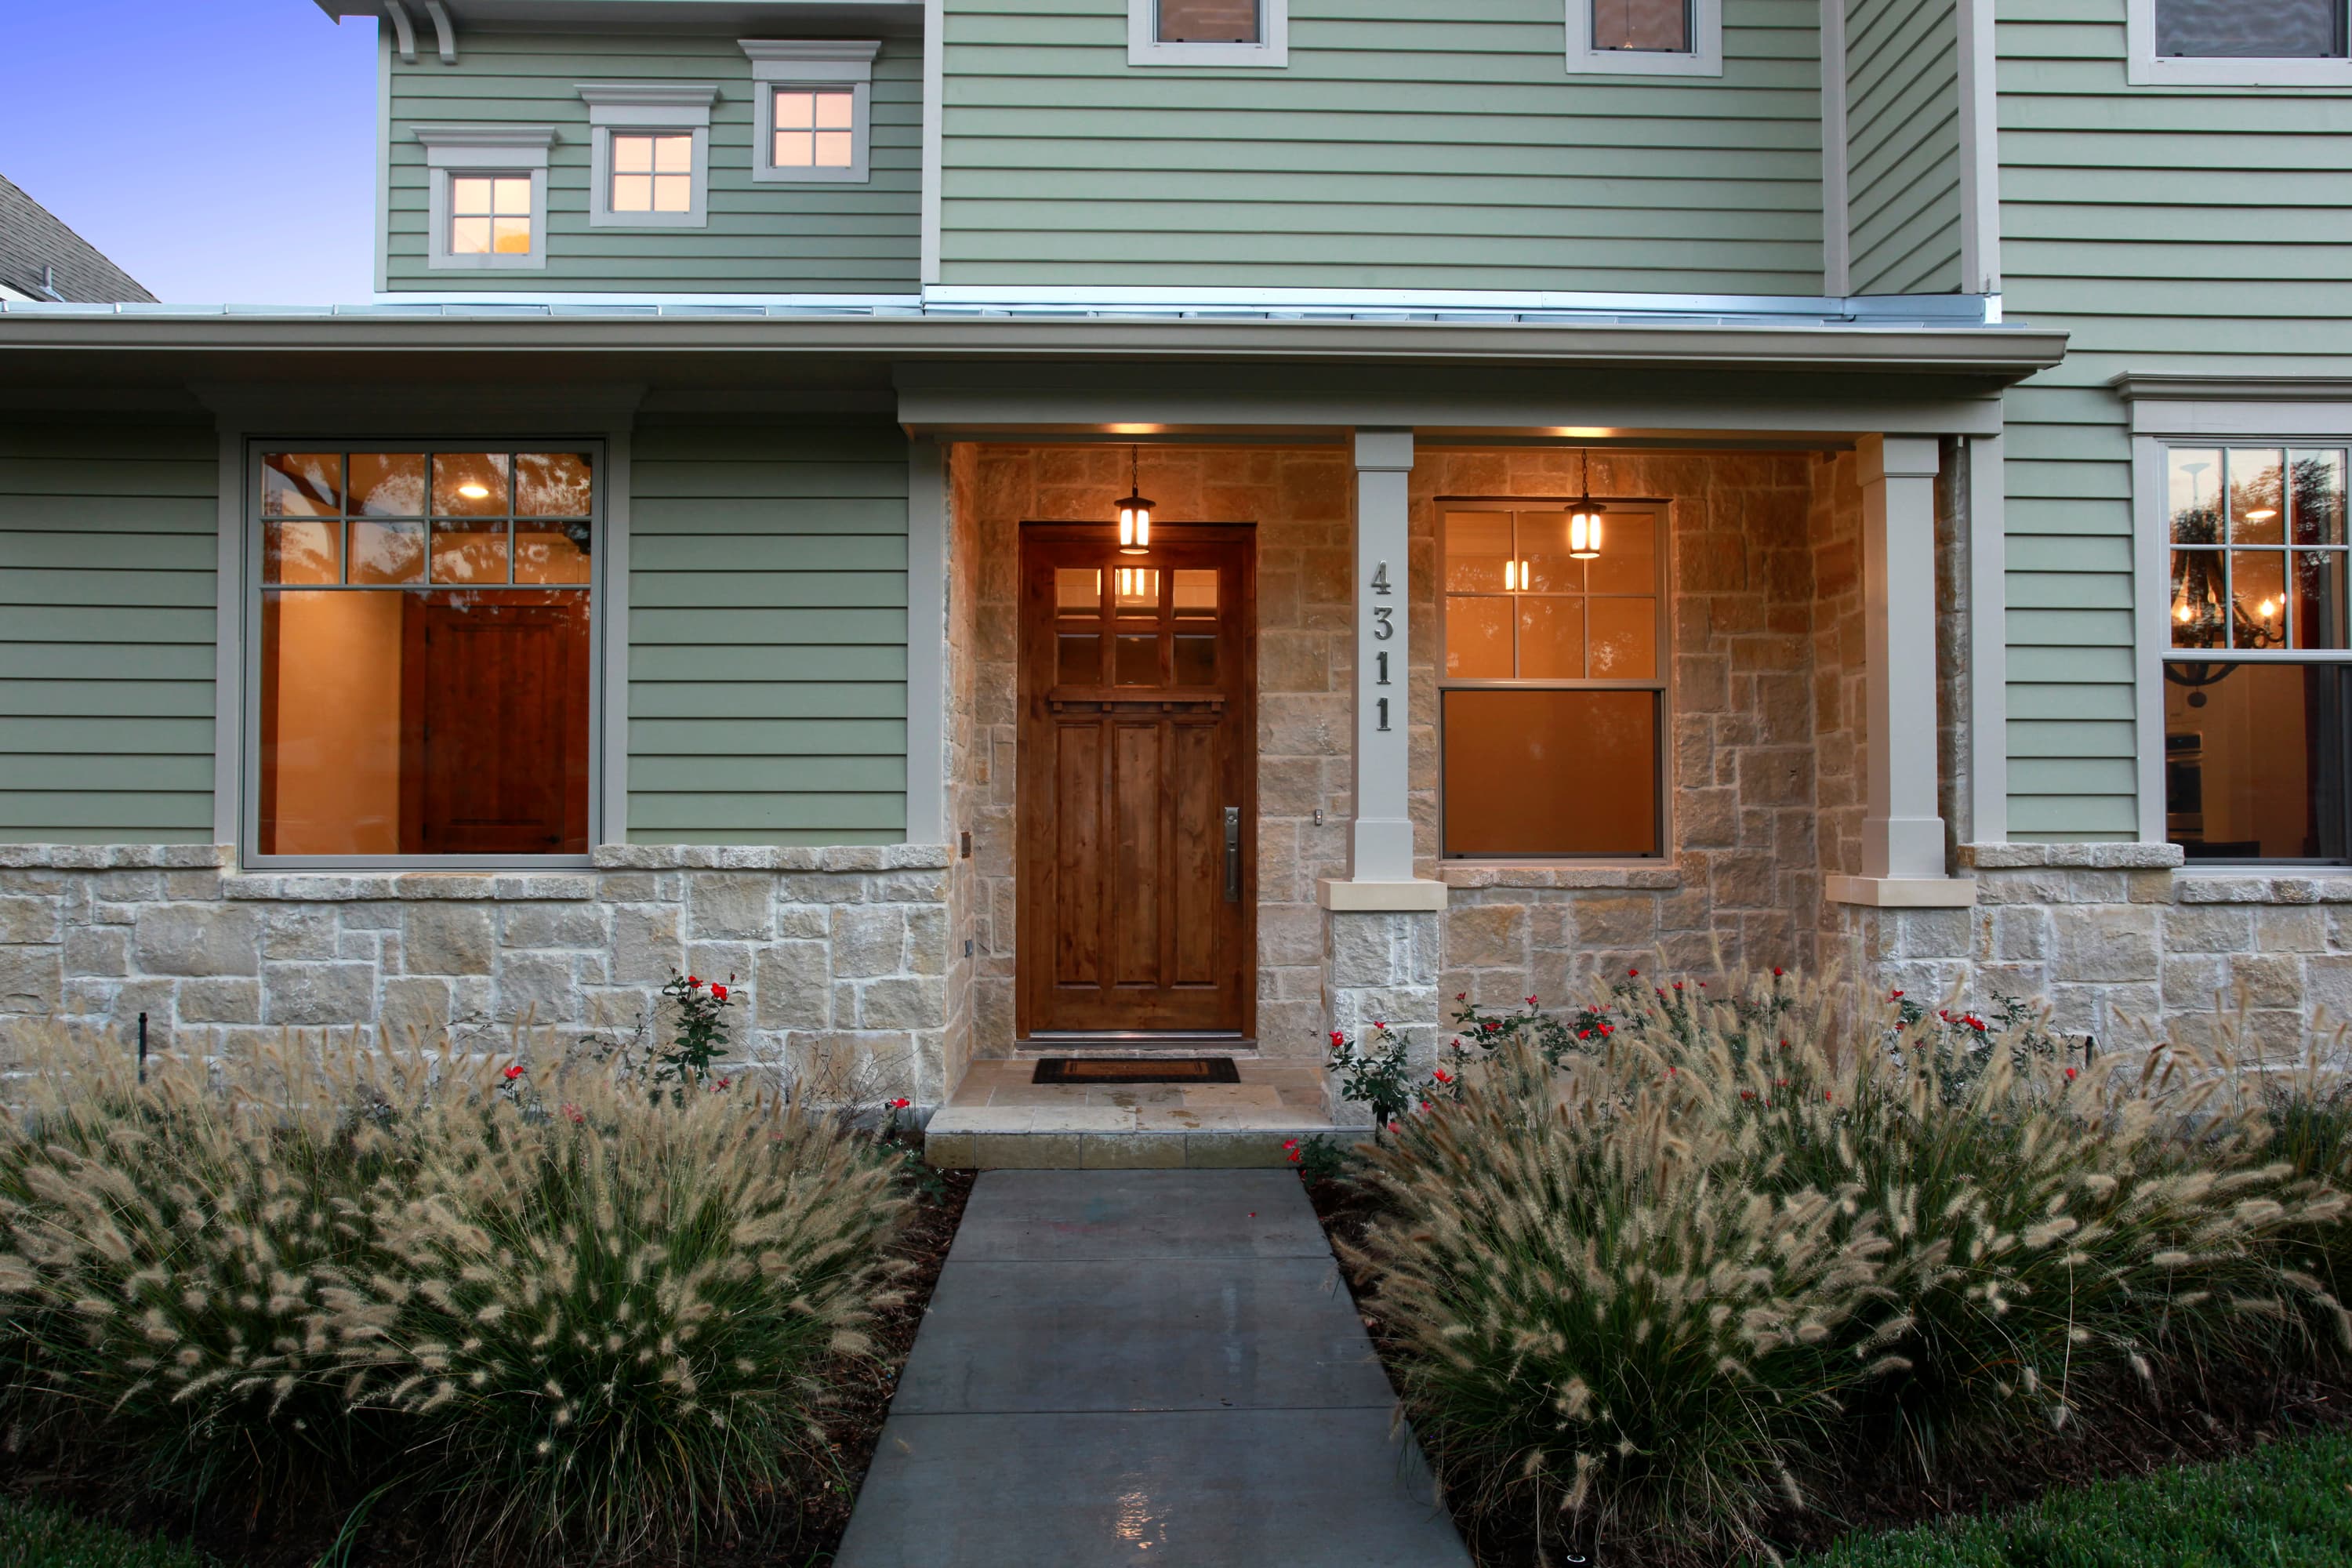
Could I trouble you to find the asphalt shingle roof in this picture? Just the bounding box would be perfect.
[0,174,155,305]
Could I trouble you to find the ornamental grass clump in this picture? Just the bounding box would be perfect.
[1350,968,2352,1559]
[0,1022,909,1563]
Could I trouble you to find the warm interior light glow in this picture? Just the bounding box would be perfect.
[2259,597,2279,619]
[458,482,492,499]
[1569,510,1603,561]
[2248,508,2280,521]
[2176,601,2194,622]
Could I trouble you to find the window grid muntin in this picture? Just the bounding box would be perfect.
[258,449,593,592]
[610,132,695,213]
[448,174,533,256]
[771,88,856,169]
[1436,499,1669,859]
[2166,444,2350,656]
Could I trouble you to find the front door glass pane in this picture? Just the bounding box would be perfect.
[257,448,593,858]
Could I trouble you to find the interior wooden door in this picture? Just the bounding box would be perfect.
[1018,524,1256,1039]
[403,594,592,855]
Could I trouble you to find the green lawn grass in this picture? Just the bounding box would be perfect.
[0,1498,211,1568]
[1796,1432,2352,1566]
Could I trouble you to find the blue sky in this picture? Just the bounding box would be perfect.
[1,2,379,303]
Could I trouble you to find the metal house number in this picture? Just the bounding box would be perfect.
[1370,560,1393,731]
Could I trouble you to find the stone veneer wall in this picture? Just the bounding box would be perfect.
[1421,448,1855,1010]
[958,444,1359,1058]
[0,844,955,1105]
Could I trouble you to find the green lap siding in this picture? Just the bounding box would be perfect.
[1846,0,1962,294]
[0,420,216,844]
[626,421,909,844]
[384,28,921,294]
[939,0,1827,292]
[1996,0,2352,841]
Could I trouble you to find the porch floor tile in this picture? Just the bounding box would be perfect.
[834,1171,1469,1568]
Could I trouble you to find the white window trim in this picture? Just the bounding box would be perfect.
[414,123,557,270]
[578,83,717,229]
[2129,389,2352,857]
[1127,0,1290,68]
[2125,0,2352,86]
[1566,0,1722,78]
[740,39,879,184]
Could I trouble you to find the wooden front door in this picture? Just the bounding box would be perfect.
[1018,524,1256,1039]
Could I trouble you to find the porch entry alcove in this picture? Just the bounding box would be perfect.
[1016,522,1258,1044]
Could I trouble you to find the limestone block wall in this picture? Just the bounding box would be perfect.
[1840,842,2352,1058]
[0,844,955,1105]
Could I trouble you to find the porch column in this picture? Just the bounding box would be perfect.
[1828,434,1976,908]
[1319,429,1443,1123]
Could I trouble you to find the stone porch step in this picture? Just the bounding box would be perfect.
[925,1057,1358,1168]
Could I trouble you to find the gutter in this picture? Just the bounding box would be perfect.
[0,311,2069,380]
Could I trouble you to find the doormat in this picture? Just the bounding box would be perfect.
[1031,1058,1241,1085]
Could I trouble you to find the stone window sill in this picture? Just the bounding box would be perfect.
[1437,862,1682,891]
[2172,873,2352,906]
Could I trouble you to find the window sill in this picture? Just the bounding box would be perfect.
[2172,870,2352,905]
[1438,861,1682,891]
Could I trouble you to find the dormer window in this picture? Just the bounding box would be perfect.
[450,176,532,256]
[579,82,717,228]
[771,89,856,170]
[742,41,877,183]
[1129,0,1288,66]
[1566,0,1720,76]
[414,123,555,270]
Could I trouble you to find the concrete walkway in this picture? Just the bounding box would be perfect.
[836,1169,1472,1567]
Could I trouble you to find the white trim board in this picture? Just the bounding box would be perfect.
[920,0,944,282]
[1956,0,2002,294]
[1819,0,1849,296]
[1565,0,1722,75]
[2125,0,2352,86]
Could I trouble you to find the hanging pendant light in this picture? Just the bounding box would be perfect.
[1116,444,1153,555]
[1568,448,1606,561]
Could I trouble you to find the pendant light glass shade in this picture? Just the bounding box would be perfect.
[1568,448,1605,561]
[1116,444,1153,554]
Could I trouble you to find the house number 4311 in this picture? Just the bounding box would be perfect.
[1370,560,1393,731]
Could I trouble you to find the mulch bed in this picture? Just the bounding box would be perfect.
[1305,1171,2352,1568]
[0,1148,975,1568]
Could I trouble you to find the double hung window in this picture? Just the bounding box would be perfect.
[2161,444,2352,862]
[252,448,597,861]
[1438,503,1666,858]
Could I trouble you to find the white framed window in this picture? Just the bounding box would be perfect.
[1128,0,1289,67]
[578,82,717,228]
[1436,499,1668,859]
[413,124,556,270]
[739,39,879,183]
[246,445,603,866]
[2127,0,2352,86]
[1566,0,1722,78]
[2128,388,2352,863]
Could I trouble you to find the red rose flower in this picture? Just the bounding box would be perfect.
[1628,967,1639,978]
[686,975,701,989]
[1432,1069,1452,1084]
[891,1097,911,1109]
[2063,1067,2078,1081]
[1772,967,1784,978]
[711,984,728,1002]
[503,1064,524,1081]
[1526,995,1538,1006]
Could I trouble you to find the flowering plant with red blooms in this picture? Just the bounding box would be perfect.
[1326,1019,1415,1131]
[655,967,735,1104]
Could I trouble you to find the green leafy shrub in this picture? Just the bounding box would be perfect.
[0,1495,216,1568]
[0,1024,909,1563]
[1346,970,2351,1559]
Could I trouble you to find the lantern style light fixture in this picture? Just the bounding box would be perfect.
[1568,448,1606,561]
[1116,444,1153,554]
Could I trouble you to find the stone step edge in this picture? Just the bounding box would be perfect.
[925,1126,1368,1171]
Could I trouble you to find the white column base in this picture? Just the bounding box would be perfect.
[1824,873,1977,909]
[1316,877,1448,912]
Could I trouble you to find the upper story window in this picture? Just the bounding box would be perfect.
[1566,0,1721,76]
[1130,0,1288,67]
[741,40,878,183]
[2129,0,2352,85]
[579,82,717,228]
[252,447,599,863]
[1438,502,1666,858]
[414,124,555,270]
[2161,443,2352,862]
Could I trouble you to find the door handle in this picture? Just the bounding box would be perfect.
[1223,806,1242,903]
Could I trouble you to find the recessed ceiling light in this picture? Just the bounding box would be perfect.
[458,482,491,499]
